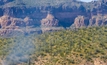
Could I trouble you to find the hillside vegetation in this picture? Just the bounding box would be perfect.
[0,26,107,65]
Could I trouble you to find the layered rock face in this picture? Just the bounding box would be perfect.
[89,15,107,26]
[0,15,41,37]
[71,14,107,28]
[0,0,107,35]
[41,13,59,32]
[72,16,86,28]
[0,15,25,27]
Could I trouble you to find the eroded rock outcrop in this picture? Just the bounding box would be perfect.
[0,15,41,36]
[0,15,25,28]
[71,15,89,28]
[0,15,11,28]
[71,14,107,28]
[0,15,40,28]
[24,17,33,26]
[74,16,85,28]
[41,13,59,32]
[89,15,107,26]
[1,0,107,35]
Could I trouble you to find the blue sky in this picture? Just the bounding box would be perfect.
[80,0,93,2]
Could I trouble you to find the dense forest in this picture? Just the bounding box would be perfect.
[0,26,107,65]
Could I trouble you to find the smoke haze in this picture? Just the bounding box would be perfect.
[3,35,36,65]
